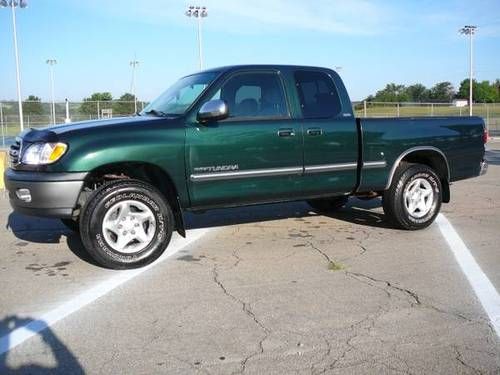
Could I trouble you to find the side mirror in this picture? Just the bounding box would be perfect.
[197,99,229,123]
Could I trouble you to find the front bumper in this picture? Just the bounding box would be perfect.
[4,169,88,218]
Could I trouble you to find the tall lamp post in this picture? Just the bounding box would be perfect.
[459,25,477,116]
[185,5,208,70]
[1,0,28,131]
[46,59,57,125]
[130,58,139,114]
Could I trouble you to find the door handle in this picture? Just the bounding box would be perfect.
[278,128,295,137]
[307,128,323,136]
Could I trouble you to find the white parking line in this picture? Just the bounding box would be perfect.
[436,214,500,337]
[0,228,212,355]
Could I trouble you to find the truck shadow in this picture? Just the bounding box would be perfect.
[0,315,85,374]
[5,214,99,266]
[184,198,392,230]
[6,198,391,264]
[325,198,394,229]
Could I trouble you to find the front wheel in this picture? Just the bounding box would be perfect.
[383,163,442,230]
[79,179,174,269]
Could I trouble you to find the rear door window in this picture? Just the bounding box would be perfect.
[294,71,342,119]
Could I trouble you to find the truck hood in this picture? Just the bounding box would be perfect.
[21,116,167,143]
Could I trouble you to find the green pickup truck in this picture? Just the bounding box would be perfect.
[5,65,488,268]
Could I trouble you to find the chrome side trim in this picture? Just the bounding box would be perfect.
[190,166,303,182]
[384,146,450,190]
[304,163,357,173]
[363,161,387,169]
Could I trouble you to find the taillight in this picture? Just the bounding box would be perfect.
[483,127,489,144]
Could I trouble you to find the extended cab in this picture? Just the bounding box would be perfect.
[5,65,488,268]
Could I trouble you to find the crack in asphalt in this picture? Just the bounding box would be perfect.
[231,248,242,268]
[311,306,401,374]
[306,239,484,327]
[358,244,368,256]
[345,271,486,326]
[304,239,499,373]
[346,271,421,306]
[208,254,270,374]
[453,345,484,375]
[306,241,334,265]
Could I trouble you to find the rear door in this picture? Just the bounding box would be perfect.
[186,70,303,208]
[294,70,358,197]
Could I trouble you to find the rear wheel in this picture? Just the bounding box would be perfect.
[307,196,349,212]
[383,163,442,230]
[79,179,174,269]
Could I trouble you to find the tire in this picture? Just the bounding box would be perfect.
[79,179,174,269]
[61,218,79,232]
[383,163,442,230]
[307,196,349,212]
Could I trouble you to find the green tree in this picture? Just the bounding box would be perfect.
[24,95,44,116]
[373,83,409,102]
[429,82,455,102]
[79,92,113,116]
[477,81,497,103]
[458,79,498,103]
[494,79,500,101]
[457,79,472,100]
[112,93,136,115]
[405,84,430,102]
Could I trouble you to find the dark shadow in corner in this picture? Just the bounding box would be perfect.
[6,213,99,266]
[183,201,317,229]
[0,316,85,375]
[184,197,395,230]
[323,197,396,230]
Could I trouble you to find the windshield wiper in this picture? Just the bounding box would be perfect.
[144,109,169,117]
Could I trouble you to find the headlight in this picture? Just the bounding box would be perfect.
[21,142,68,165]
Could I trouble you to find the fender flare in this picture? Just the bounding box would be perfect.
[385,146,450,190]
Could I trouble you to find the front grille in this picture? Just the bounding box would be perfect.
[9,137,22,166]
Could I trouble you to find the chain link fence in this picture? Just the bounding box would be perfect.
[353,101,500,136]
[0,100,148,147]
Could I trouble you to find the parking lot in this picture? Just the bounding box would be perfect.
[0,142,498,374]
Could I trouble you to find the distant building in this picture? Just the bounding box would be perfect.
[452,99,468,107]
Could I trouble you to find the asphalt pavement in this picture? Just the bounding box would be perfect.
[0,142,499,374]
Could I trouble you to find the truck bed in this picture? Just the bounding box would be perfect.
[357,116,486,192]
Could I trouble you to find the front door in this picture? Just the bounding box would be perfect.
[294,70,359,197]
[186,70,303,208]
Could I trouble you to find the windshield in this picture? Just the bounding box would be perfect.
[141,72,218,116]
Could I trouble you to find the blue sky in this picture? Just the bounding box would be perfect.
[0,0,499,102]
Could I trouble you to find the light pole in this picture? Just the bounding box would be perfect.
[1,0,28,131]
[185,5,208,70]
[46,59,57,125]
[459,25,477,116]
[130,58,139,114]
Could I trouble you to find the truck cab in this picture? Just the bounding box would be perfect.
[183,66,360,208]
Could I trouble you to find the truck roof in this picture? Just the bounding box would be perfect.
[197,64,336,75]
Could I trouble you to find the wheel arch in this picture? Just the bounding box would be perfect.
[82,161,186,237]
[385,146,451,203]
